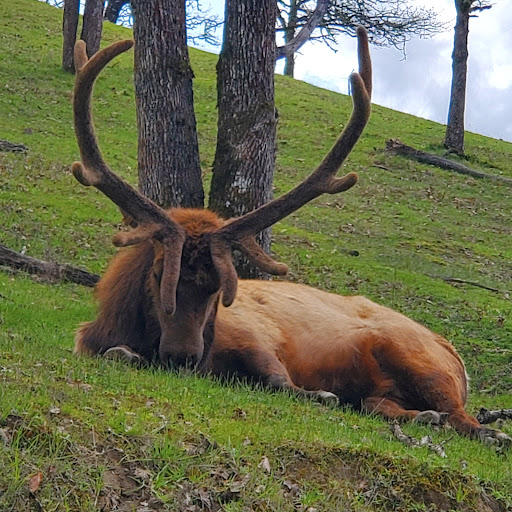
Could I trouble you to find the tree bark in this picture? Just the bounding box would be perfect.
[444,0,470,155]
[0,244,99,287]
[104,0,128,23]
[62,0,80,72]
[209,0,277,278]
[81,0,105,57]
[131,0,204,209]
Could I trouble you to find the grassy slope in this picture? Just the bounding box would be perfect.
[1,0,511,510]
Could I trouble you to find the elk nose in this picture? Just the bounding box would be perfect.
[173,353,199,369]
[160,350,199,370]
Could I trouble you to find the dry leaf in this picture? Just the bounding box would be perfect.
[28,472,43,493]
[258,455,271,473]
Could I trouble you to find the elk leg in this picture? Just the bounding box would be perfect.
[363,396,424,421]
[364,397,511,448]
[446,408,511,448]
[246,350,339,406]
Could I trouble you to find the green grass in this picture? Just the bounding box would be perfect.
[1,0,512,510]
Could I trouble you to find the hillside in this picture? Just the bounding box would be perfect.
[1,0,511,510]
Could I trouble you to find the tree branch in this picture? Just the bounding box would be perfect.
[389,420,448,457]
[0,243,99,287]
[276,0,330,60]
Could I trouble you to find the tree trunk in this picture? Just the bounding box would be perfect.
[283,0,298,77]
[131,0,204,208]
[209,0,277,278]
[444,0,470,155]
[62,0,80,73]
[81,0,105,57]
[104,0,128,23]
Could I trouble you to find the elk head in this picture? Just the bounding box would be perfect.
[72,28,372,367]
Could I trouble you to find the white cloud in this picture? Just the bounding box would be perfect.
[196,0,512,142]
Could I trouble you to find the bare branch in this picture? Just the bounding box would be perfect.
[276,0,330,60]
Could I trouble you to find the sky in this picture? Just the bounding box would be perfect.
[194,0,512,143]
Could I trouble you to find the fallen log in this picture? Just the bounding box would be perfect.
[0,243,99,287]
[477,408,512,425]
[385,139,512,186]
[0,140,28,153]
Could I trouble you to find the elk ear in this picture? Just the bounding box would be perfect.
[210,237,238,307]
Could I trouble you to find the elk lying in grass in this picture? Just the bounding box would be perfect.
[71,30,510,447]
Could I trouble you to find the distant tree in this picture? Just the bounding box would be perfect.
[62,0,80,72]
[104,0,126,23]
[276,0,446,77]
[209,0,278,278]
[61,0,105,73]
[131,0,204,208]
[444,0,492,155]
[80,0,104,57]
[104,0,222,45]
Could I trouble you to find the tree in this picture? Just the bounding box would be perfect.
[276,0,446,77]
[105,0,222,45]
[61,0,105,73]
[104,0,126,23]
[209,0,278,277]
[444,0,492,155]
[131,0,204,208]
[62,0,80,72]
[81,0,104,57]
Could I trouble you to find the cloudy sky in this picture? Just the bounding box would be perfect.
[196,0,512,143]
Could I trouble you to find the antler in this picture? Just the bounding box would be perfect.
[72,28,371,311]
[72,39,186,315]
[215,26,372,263]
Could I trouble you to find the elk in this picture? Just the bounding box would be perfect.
[71,30,510,447]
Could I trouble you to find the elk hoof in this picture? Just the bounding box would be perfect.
[103,346,146,366]
[314,390,339,406]
[413,410,449,426]
[478,428,512,449]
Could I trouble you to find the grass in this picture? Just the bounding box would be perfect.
[1,0,512,510]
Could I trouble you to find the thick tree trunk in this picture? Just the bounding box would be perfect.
[62,0,80,73]
[81,0,105,57]
[131,0,204,208]
[104,0,128,23]
[444,0,470,155]
[209,0,277,278]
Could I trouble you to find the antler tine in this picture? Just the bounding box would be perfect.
[217,26,371,244]
[72,39,180,236]
[72,40,186,315]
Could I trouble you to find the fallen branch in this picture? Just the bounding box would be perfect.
[389,420,448,457]
[385,139,512,186]
[0,140,28,153]
[477,408,512,425]
[0,243,99,287]
[428,275,505,294]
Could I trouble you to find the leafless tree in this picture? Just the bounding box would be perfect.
[276,0,447,77]
[444,0,492,155]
